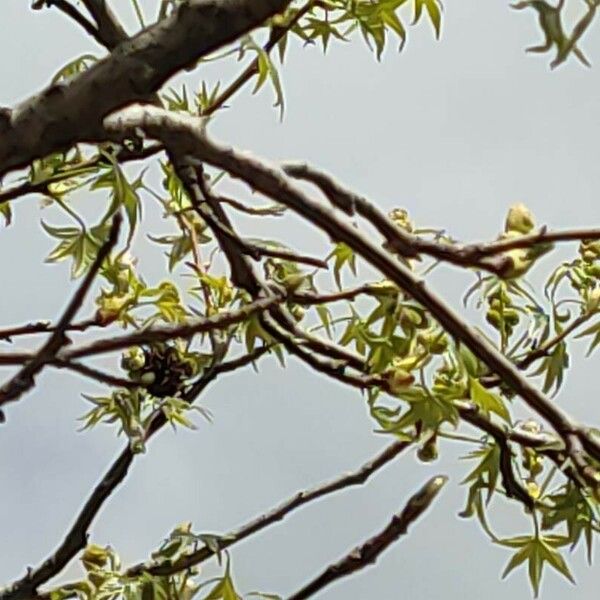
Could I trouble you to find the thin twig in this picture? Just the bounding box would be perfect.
[62,296,283,360]
[470,227,600,257]
[219,195,286,216]
[32,0,103,45]
[292,284,387,305]
[124,438,411,578]
[286,475,448,600]
[52,360,139,389]
[253,245,328,269]
[0,318,101,342]
[480,311,596,386]
[0,349,268,600]
[0,214,122,413]
[518,312,595,369]
[202,1,316,116]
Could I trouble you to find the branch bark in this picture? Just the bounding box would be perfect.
[79,0,129,49]
[0,0,291,178]
[124,438,411,578]
[286,475,448,600]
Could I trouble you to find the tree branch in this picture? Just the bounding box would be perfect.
[52,360,140,389]
[480,312,596,387]
[124,438,411,578]
[103,107,586,439]
[292,284,393,305]
[283,162,600,275]
[32,0,103,45]
[467,227,600,257]
[0,214,122,414]
[0,0,291,177]
[0,348,268,600]
[79,0,129,49]
[0,317,101,342]
[218,195,286,217]
[286,475,448,600]
[61,295,283,360]
[103,104,600,493]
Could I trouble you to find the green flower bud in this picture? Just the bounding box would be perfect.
[289,304,306,321]
[121,346,146,372]
[388,208,413,233]
[81,544,109,571]
[486,309,502,328]
[586,287,600,313]
[139,372,156,385]
[505,203,535,234]
[501,249,533,279]
[580,239,600,262]
[384,366,415,395]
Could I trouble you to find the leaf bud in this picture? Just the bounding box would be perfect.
[585,287,600,313]
[417,437,439,462]
[388,208,413,233]
[384,365,415,395]
[121,346,146,372]
[81,544,109,571]
[505,203,535,234]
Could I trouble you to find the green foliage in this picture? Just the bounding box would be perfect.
[81,342,210,452]
[499,534,575,598]
[49,525,274,600]
[18,3,600,598]
[43,220,113,279]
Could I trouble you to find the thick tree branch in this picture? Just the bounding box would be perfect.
[286,475,448,600]
[0,0,291,178]
[0,214,122,413]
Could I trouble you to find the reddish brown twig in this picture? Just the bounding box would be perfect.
[125,438,411,578]
[287,475,448,600]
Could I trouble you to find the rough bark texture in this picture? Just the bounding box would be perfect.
[0,0,290,177]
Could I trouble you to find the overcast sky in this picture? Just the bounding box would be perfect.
[1,1,600,599]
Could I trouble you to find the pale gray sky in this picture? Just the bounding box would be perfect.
[1,1,600,599]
